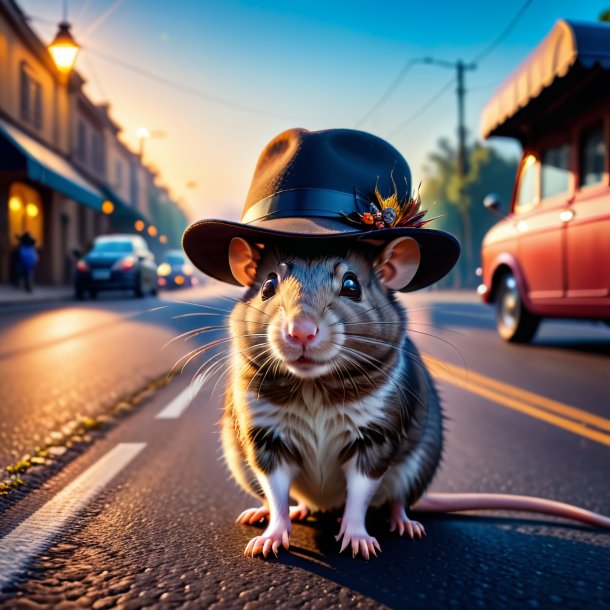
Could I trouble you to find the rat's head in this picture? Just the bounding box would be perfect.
[228,236,421,380]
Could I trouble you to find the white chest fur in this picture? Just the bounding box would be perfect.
[244,357,403,511]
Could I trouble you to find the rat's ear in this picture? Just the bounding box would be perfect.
[374,237,421,290]
[228,237,261,286]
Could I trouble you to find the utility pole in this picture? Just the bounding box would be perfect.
[423,57,477,179]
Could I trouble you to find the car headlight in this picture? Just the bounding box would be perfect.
[157,263,172,276]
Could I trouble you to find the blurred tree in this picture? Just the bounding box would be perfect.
[421,138,518,288]
[599,9,610,21]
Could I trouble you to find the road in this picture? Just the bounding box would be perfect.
[0,286,609,609]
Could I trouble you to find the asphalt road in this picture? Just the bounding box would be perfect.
[0,286,609,609]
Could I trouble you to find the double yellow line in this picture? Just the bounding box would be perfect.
[423,355,610,447]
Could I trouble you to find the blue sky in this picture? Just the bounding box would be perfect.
[20,0,610,220]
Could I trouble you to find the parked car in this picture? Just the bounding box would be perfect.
[74,234,157,299]
[156,249,198,289]
[479,123,610,342]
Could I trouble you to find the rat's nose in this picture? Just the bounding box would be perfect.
[287,318,319,346]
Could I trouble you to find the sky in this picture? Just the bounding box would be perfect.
[19,0,610,222]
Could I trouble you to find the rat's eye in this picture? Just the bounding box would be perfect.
[261,273,279,301]
[339,272,361,301]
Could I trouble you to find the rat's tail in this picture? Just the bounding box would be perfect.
[412,493,610,529]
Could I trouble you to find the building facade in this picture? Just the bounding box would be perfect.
[0,0,187,287]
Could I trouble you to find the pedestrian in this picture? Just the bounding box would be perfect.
[17,232,39,293]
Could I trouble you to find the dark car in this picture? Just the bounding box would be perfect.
[156,249,198,289]
[75,235,157,299]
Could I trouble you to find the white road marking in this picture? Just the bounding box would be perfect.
[0,442,146,592]
[155,379,202,419]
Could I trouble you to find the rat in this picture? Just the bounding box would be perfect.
[218,236,610,560]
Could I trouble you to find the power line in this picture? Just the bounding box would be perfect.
[354,57,427,128]
[84,46,291,122]
[383,0,532,138]
[472,0,533,63]
[385,77,455,139]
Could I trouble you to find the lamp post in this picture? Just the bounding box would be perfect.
[136,128,166,160]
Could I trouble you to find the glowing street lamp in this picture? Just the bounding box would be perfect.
[134,220,145,232]
[147,225,158,237]
[48,22,80,74]
[101,200,115,215]
[159,235,168,244]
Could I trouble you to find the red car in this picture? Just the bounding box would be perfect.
[479,19,610,342]
[479,119,610,342]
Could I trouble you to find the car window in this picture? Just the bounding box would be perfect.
[91,241,134,253]
[514,154,539,213]
[579,122,606,187]
[541,145,569,198]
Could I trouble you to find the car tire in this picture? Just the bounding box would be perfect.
[495,272,540,343]
[134,275,144,298]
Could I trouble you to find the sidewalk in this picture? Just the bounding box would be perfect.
[0,284,73,307]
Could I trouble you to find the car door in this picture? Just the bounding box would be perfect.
[564,120,610,302]
[514,152,566,301]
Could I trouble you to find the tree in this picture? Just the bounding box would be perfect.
[421,139,518,288]
[599,9,610,22]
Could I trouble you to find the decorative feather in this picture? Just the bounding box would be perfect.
[372,182,438,228]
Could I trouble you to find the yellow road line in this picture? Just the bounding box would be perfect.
[423,356,610,447]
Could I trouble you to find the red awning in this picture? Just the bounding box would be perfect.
[481,19,610,140]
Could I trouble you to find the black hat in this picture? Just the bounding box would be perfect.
[183,128,459,292]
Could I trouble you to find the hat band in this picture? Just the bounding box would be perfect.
[241,188,362,225]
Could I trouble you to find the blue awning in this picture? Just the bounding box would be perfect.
[0,118,105,211]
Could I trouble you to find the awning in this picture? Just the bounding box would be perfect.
[0,117,105,211]
[481,19,610,140]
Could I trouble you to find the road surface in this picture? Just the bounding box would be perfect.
[0,286,609,609]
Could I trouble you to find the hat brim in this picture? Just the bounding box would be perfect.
[182,218,460,292]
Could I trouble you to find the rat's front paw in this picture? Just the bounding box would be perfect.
[244,525,290,558]
[335,525,381,559]
[388,502,426,539]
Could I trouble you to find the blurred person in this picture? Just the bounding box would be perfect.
[16,232,39,293]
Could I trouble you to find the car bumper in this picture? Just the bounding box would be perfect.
[76,270,137,291]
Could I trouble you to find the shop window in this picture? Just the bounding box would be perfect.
[514,154,539,214]
[8,183,44,248]
[541,145,569,198]
[579,122,606,187]
[20,62,43,130]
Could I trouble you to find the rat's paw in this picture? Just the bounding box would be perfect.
[236,506,270,525]
[388,502,426,539]
[335,526,381,560]
[236,504,309,526]
[244,527,290,558]
[289,504,310,522]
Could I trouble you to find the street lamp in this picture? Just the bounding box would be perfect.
[48,21,79,74]
[136,128,166,159]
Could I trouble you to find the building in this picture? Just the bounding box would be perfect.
[0,0,187,286]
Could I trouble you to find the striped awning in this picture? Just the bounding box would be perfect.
[481,19,610,140]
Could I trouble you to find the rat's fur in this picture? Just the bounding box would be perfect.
[217,242,610,559]
[222,243,440,556]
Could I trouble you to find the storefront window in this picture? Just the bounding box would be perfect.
[20,62,43,130]
[541,145,569,198]
[8,183,44,248]
[579,122,606,187]
[514,154,539,213]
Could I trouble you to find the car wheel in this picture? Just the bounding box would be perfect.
[134,275,144,298]
[495,272,540,343]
